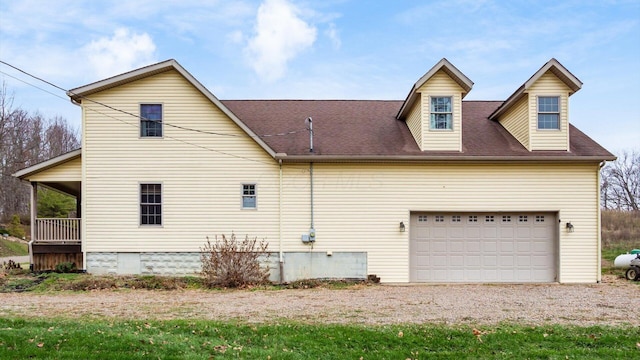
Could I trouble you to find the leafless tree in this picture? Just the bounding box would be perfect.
[0,82,80,221]
[601,150,639,211]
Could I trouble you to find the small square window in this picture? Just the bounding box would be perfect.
[435,215,444,222]
[502,215,511,222]
[451,215,461,223]
[418,215,428,222]
[519,215,528,223]
[468,215,478,223]
[535,215,545,223]
[141,104,163,137]
[485,215,495,222]
[242,184,256,209]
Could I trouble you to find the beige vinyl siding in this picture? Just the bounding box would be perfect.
[405,97,423,150]
[418,70,463,151]
[498,96,530,150]
[28,157,82,182]
[81,70,279,253]
[280,162,599,283]
[528,72,570,150]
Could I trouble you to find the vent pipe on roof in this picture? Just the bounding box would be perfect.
[306,117,313,152]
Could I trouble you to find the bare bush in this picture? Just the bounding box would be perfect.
[200,234,270,288]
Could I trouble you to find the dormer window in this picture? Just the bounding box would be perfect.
[430,96,452,130]
[537,96,559,129]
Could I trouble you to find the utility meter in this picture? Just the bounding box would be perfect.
[309,228,316,242]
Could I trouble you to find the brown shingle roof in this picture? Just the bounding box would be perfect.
[221,100,614,161]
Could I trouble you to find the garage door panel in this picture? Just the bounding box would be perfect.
[410,212,556,283]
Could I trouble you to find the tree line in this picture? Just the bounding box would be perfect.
[601,150,639,211]
[0,83,80,222]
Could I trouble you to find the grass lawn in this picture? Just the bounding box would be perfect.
[0,238,28,258]
[0,318,637,359]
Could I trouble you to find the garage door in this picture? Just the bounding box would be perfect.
[410,212,557,282]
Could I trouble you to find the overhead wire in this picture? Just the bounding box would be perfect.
[0,60,308,139]
[0,60,308,164]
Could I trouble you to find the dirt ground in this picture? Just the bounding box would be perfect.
[1,275,637,326]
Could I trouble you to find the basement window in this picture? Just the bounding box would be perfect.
[430,96,453,130]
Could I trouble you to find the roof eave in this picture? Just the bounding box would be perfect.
[275,154,616,163]
[13,149,82,179]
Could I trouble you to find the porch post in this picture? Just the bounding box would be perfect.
[29,182,37,266]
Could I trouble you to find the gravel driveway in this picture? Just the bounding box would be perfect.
[2,276,637,326]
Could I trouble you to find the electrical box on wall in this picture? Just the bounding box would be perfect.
[301,228,316,243]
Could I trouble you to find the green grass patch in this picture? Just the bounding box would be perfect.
[0,318,637,359]
[0,238,28,257]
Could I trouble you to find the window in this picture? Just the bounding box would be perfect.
[485,215,495,222]
[535,215,545,223]
[435,215,445,222]
[140,184,161,225]
[518,215,528,223]
[537,97,559,129]
[502,215,511,222]
[140,104,163,137]
[242,184,256,209]
[418,215,428,222]
[430,97,452,130]
[468,215,478,223]
[451,215,461,222]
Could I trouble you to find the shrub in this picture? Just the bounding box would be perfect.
[55,261,77,273]
[7,215,25,239]
[200,234,270,288]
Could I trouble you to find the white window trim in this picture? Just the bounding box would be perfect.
[139,103,165,139]
[241,183,257,210]
[428,95,454,131]
[536,95,561,131]
[139,182,163,227]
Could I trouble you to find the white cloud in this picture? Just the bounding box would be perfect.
[325,23,341,49]
[245,0,317,81]
[83,28,157,79]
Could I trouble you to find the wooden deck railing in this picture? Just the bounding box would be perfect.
[35,218,81,243]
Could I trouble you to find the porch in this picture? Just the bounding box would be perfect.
[12,149,84,271]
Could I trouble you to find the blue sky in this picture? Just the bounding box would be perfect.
[1,0,638,152]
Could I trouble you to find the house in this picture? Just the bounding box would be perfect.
[14,58,615,283]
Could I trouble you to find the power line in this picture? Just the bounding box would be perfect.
[0,59,308,139]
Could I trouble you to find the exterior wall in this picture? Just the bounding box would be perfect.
[527,72,571,150]
[498,96,531,150]
[418,70,464,151]
[280,162,600,283]
[405,98,423,150]
[80,70,280,255]
[28,157,81,182]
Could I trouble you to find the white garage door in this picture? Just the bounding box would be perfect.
[410,212,557,282]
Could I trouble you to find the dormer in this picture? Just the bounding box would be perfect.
[397,59,473,152]
[489,59,582,151]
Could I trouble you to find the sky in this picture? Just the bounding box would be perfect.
[1,0,638,153]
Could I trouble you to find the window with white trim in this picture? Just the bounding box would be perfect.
[140,183,162,225]
[140,104,163,137]
[242,184,256,209]
[537,96,559,129]
[430,96,453,130]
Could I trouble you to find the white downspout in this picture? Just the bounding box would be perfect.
[597,161,606,283]
[278,159,284,283]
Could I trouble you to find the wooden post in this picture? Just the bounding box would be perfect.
[29,182,38,267]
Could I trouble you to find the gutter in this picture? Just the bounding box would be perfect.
[274,154,617,163]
